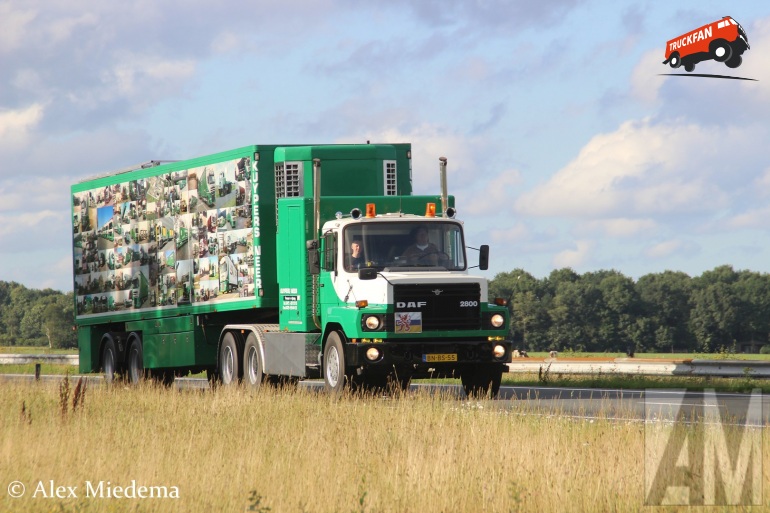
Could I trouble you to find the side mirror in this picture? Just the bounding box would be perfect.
[479,245,489,271]
[358,268,377,280]
[307,240,320,275]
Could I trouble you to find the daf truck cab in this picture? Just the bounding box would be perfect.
[311,204,508,395]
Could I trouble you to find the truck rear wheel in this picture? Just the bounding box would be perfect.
[323,331,347,394]
[219,332,241,386]
[668,52,681,69]
[126,335,145,385]
[461,365,503,398]
[243,333,266,388]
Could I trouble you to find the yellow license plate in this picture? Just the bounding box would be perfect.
[422,353,458,363]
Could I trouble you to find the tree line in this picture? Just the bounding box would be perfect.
[489,265,770,354]
[0,282,77,348]
[2,264,769,353]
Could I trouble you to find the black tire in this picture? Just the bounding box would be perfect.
[710,40,732,62]
[668,52,681,69]
[461,365,503,399]
[323,331,347,394]
[218,332,240,386]
[101,337,118,384]
[684,62,695,72]
[126,336,145,385]
[243,333,266,389]
[725,55,742,69]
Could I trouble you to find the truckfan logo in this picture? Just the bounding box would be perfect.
[662,16,750,75]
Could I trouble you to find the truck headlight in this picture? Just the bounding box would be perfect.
[490,313,505,328]
[364,315,381,330]
[493,344,506,359]
[365,347,381,361]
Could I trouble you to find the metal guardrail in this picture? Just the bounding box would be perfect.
[508,358,770,378]
[0,354,79,365]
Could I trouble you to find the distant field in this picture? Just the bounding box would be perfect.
[3,380,767,512]
[0,346,77,355]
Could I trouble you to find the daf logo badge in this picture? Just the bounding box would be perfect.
[432,289,443,296]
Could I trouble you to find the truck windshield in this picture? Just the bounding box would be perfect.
[343,221,466,272]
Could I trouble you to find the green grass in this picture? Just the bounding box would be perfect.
[0,364,77,375]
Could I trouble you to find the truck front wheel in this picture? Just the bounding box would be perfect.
[323,331,347,394]
[710,39,732,62]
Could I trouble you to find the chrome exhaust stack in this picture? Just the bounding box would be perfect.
[439,157,448,217]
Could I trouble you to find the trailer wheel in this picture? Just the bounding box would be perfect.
[243,333,266,388]
[461,365,503,399]
[710,39,732,62]
[101,338,118,384]
[126,336,145,385]
[668,52,681,69]
[219,332,240,386]
[323,331,347,394]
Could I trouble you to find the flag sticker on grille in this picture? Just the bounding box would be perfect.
[395,312,422,333]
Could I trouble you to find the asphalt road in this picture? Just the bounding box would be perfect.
[3,374,767,426]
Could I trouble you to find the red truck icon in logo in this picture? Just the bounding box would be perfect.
[663,16,749,72]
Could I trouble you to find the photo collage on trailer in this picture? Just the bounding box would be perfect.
[72,157,255,316]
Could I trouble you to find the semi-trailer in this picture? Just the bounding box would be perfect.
[72,144,511,395]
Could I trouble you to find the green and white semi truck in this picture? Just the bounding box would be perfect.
[72,144,511,395]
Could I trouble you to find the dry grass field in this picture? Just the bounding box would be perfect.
[1,378,768,513]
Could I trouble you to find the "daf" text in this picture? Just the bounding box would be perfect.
[396,301,427,308]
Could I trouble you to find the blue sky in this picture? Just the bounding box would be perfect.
[1,0,769,292]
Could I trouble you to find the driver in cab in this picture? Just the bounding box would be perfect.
[401,227,447,266]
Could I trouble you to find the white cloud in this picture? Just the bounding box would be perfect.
[552,240,594,269]
[0,3,36,54]
[0,104,45,147]
[723,206,770,230]
[630,48,665,104]
[515,118,761,219]
[464,169,522,215]
[644,239,698,259]
[489,222,530,244]
[102,54,196,104]
[0,210,59,237]
[579,217,657,238]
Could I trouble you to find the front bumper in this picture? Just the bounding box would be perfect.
[345,337,512,369]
